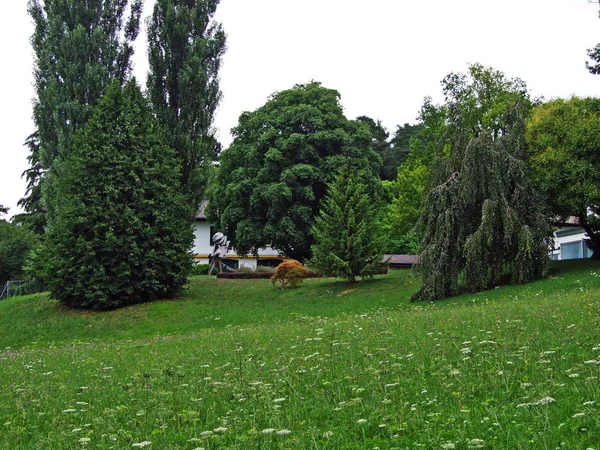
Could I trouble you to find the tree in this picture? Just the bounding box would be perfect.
[380,159,428,254]
[380,100,447,255]
[527,97,600,258]
[0,219,37,285]
[209,82,381,261]
[21,0,142,232]
[587,1,600,74]
[310,163,384,282]
[147,0,226,209]
[356,116,395,180]
[412,65,549,301]
[45,79,193,310]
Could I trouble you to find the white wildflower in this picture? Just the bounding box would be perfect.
[78,437,91,444]
[441,444,456,449]
[262,428,276,434]
[323,431,334,438]
[276,429,291,436]
[273,398,286,403]
[572,412,585,418]
[583,401,595,406]
[62,409,77,413]
[131,442,152,448]
[213,427,227,433]
[468,438,485,448]
[357,419,368,424]
[200,431,212,437]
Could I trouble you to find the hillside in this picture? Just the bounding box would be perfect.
[1,261,599,449]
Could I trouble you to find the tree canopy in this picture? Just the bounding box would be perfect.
[21,0,142,232]
[209,82,381,261]
[310,162,384,282]
[45,80,192,309]
[527,97,600,258]
[412,65,549,301]
[147,0,226,208]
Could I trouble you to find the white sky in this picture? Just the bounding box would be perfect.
[1,0,599,219]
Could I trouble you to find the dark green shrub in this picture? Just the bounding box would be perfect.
[191,264,211,276]
[45,80,193,310]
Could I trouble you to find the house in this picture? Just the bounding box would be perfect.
[383,254,417,269]
[550,217,593,260]
[193,201,284,270]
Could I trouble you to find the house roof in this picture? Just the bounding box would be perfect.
[195,200,209,220]
[383,254,418,265]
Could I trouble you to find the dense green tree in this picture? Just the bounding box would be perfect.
[527,97,600,258]
[45,80,193,310]
[0,218,37,285]
[379,100,447,255]
[412,65,549,301]
[209,82,381,261]
[147,0,226,208]
[381,159,427,254]
[356,116,394,180]
[310,163,384,282]
[21,0,142,231]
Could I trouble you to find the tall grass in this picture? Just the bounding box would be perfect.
[0,261,599,448]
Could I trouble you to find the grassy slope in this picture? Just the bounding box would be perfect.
[0,261,599,449]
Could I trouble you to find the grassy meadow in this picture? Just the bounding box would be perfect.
[1,261,599,449]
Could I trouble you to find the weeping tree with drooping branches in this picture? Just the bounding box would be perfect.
[412,65,550,302]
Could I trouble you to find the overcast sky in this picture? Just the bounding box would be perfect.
[1,0,600,218]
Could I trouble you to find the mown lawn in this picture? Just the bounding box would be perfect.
[1,261,599,449]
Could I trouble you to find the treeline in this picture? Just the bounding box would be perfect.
[3,1,600,308]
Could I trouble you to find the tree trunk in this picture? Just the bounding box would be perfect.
[579,217,600,259]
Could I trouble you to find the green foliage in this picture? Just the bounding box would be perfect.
[45,80,193,310]
[270,260,309,288]
[191,263,211,276]
[381,159,428,254]
[0,220,37,285]
[413,65,549,301]
[209,82,381,261]
[21,0,142,231]
[311,163,384,282]
[526,97,600,258]
[147,0,226,208]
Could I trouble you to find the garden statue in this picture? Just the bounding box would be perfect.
[208,232,230,274]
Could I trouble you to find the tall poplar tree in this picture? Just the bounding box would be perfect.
[21,0,143,232]
[147,0,226,208]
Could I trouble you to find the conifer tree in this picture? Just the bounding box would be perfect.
[412,66,550,301]
[45,80,192,309]
[21,0,142,231]
[147,0,226,208]
[310,163,384,282]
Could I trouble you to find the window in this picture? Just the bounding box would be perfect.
[560,240,594,260]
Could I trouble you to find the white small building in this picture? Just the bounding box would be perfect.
[551,227,592,260]
[550,216,593,260]
[193,201,284,270]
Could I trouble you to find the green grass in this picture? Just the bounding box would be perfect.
[1,261,600,449]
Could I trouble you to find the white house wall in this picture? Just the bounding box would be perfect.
[193,221,283,269]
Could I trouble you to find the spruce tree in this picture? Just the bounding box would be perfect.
[21,0,142,231]
[45,80,192,310]
[412,67,550,301]
[310,163,384,282]
[147,0,226,208]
